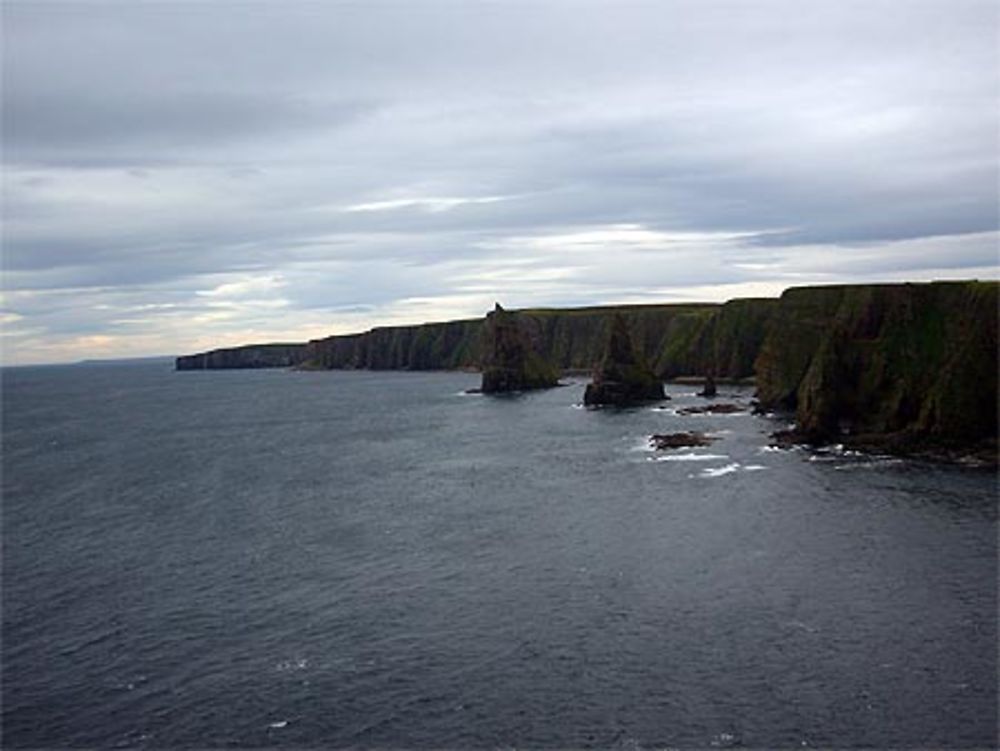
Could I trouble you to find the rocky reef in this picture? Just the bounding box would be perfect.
[583,314,666,406]
[478,304,561,393]
[755,281,998,460]
[650,431,718,450]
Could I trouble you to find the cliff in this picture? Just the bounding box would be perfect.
[479,304,560,392]
[175,343,307,370]
[300,318,482,370]
[176,300,776,378]
[584,314,666,406]
[174,282,997,458]
[755,281,998,457]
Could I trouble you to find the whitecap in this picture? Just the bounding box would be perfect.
[698,462,742,478]
[269,720,289,729]
[629,438,657,453]
[834,458,904,471]
[742,464,768,471]
[651,452,730,462]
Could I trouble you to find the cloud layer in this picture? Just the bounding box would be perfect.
[2,1,997,364]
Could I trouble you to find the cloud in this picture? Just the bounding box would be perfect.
[1,1,997,364]
[341,195,515,214]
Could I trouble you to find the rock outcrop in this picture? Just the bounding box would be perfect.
[650,432,718,449]
[583,314,666,406]
[755,281,998,459]
[479,304,561,393]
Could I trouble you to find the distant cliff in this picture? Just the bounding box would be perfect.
[301,318,482,370]
[175,343,307,370]
[172,300,780,378]
[756,281,998,456]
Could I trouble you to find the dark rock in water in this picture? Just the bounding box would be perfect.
[480,303,561,393]
[584,314,666,406]
[650,431,718,449]
[698,375,717,397]
[677,403,746,415]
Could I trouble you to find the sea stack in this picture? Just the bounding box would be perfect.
[479,303,561,393]
[698,374,717,397]
[583,314,666,406]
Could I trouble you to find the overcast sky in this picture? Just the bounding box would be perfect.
[2,1,997,364]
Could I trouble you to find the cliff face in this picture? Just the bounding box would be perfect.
[512,299,775,379]
[175,344,307,370]
[756,281,999,451]
[300,319,482,370]
[583,314,665,406]
[479,304,560,392]
[176,301,776,378]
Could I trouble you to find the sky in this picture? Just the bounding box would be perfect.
[2,0,998,365]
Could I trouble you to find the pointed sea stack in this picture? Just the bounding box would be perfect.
[479,303,561,393]
[583,314,666,406]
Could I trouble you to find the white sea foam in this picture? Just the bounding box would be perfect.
[690,461,768,478]
[269,720,289,729]
[834,458,904,471]
[629,438,656,453]
[651,452,730,462]
[698,462,742,478]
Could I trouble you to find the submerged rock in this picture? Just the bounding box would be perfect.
[584,314,666,406]
[479,303,561,393]
[650,432,718,450]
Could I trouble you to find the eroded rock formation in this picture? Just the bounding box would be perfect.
[583,314,666,406]
[479,304,561,393]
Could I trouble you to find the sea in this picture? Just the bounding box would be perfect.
[2,362,997,749]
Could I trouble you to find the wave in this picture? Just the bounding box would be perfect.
[692,462,768,478]
[650,452,731,462]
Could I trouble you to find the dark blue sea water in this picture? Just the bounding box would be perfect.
[2,363,996,749]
